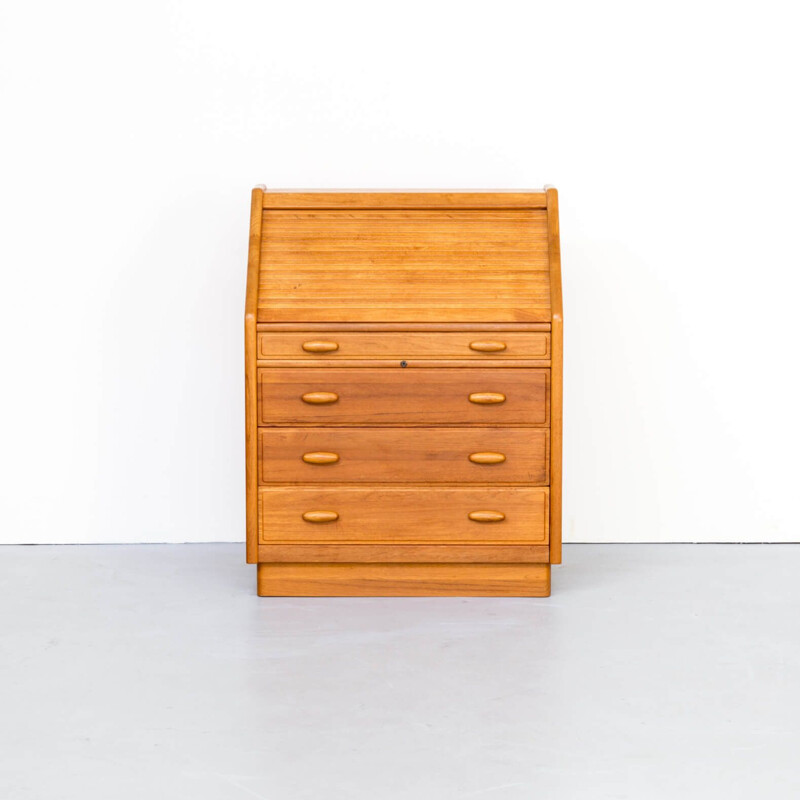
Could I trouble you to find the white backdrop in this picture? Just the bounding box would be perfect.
[1,0,798,544]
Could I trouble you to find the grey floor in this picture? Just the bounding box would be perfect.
[1,544,799,800]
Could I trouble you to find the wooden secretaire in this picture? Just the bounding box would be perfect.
[245,189,563,596]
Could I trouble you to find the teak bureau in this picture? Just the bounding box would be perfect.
[245,188,563,596]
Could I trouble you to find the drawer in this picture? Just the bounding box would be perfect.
[258,368,549,425]
[257,331,550,361]
[258,486,550,544]
[259,428,550,486]
[259,427,549,484]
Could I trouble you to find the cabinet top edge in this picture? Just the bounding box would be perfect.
[254,323,552,332]
[256,189,550,210]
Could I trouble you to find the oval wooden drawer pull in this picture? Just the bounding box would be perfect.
[301,391,339,404]
[469,341,507,352]
[302,451,340,465]
[468,392,506,404]
[302,511,339,523]
[468,452,507,465]
[302,341,339,353]
[468,511,506,523]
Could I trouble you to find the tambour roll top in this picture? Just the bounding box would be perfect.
[255,191,553,323]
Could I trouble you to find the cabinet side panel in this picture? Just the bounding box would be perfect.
[546,187,563,564]
[245,187,264,563]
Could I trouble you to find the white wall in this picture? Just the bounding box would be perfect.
[1,0,798,544]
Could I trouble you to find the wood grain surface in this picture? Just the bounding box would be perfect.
[260,191,548,209]
[546,186,563,565]
[258,367,549,425]
[257,485,549,544]
[257,207,551,322]
[247,188,562,595]
[258,331,550,360]
[257,562,551,596]
[258,427,549,484]
[256,322,551,332]
[244,186,264,563]
[257,544,550,563]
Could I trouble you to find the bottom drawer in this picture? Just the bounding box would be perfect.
[258,486,549,544]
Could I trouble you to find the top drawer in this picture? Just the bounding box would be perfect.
[257,331,550,361]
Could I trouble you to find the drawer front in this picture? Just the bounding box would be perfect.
[258,368,548,425]
[257,331,550,360]
[258,486,550,544]
[259,427,549,484]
